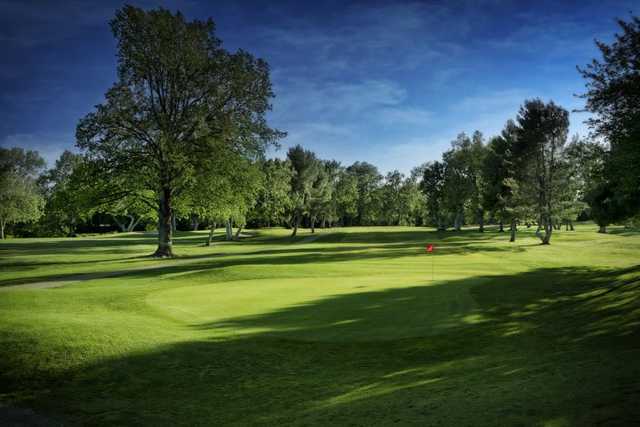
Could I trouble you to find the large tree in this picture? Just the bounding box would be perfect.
[76,6,283,257]
[578,15,640,215]
[0,148,45,239]
[513,99,569,244]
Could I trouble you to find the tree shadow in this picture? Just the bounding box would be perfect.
[5,265,639,425]
[0,238,532,288]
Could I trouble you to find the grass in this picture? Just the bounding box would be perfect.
[0,224,639,426]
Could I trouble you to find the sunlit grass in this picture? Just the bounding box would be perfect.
[1,223,639,425]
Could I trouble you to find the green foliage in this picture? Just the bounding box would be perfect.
[513,99,570,243]
[76,5,282,256]
[39,151,92,235]
[0,148,45,238]
[250,159,293,227]
[579,15,640,216]
[345,161,382,225]
[334,169,358,224]
[420,161,447,230]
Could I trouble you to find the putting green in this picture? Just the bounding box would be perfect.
[1,224,639,426]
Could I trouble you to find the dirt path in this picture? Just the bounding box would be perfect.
[0,257,214,291]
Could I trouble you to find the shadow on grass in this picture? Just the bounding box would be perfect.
[0,238,533,288]
[3,265,639,425]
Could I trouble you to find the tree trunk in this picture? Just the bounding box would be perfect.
[171,213,177,234]
[454,210,463,231]
[569,220,574,231]
[234,225,243,240]
[477,208,484,232]
[225,219,233,241]
[112,215,127,232]
[206,223,217,246]
[311,216,316,234]
[191,215,199,231]
[154,188,174,257]
[0,219,5,240]
[291,213,300,237]
[598,224,607,233]
[498,220,504,232]
[540,215,552,245]
[320,217,326,228]
[126,215,141,232]
[509,218,517,242]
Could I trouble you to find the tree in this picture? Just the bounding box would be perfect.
[287,145,320,237]
[250,159,292,227]
[318,160,341,228]
[346,162,382,226]
[578,15,640,215]
[180,139,262,245]
[381,170,405,225]
[76,6,283,257]
[420,161,447,231]
[482,134,512,232]
[442,134,475,231]
[334,169,358,226]
[469,131,487,231]
[40,151,92,236]
[585,180,627,233]
[0,148,45,239]
[514,99,569,244]
[307,163,332,233]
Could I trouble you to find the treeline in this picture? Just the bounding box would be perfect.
[1,8,638,255]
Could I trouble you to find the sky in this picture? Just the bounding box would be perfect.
[0,0,636,174]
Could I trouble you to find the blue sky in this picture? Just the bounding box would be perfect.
[0,0,636,173]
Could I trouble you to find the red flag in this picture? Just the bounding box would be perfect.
[426,244,434,253]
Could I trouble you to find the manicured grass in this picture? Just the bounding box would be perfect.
[1,224,639,425]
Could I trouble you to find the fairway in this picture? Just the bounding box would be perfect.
[1,225,639,425]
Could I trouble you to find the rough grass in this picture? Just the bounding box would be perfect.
[0,224,639,426]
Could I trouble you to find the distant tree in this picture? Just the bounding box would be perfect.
[287,145,320,237]
[346,161,382,226]
[381,170,405,225]
[442,133,475,231]
[181,139,262,245]
[334,169,358,225]
[318,160,341,228]
[250,159,292,227]
[482,134,513,232]
[76,6,283,257]
[307,162,332,233]
[420,161,447,231]
[578,15,640,215]
[586,180,628,233]
[469,131,487,231]
[0,148,45,239]
[513,99,569,244]
[40,151,93,236]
